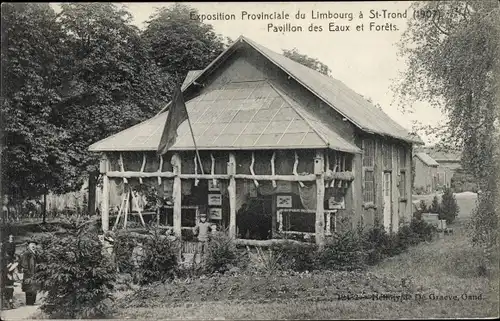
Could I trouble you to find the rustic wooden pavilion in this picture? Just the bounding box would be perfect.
[89,36,423,245]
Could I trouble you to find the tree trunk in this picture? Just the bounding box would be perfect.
[88,171,98,216]
[42,192,47,224]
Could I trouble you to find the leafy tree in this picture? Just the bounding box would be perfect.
[440,187,459,224]
[143,3,230,81]
[35,218,116,318]
[395,1,499,244]
[282,48,332,76]
[1,3,79,212]
[54,3,170,214]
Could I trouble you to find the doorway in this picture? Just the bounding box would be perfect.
[236,195,273,240]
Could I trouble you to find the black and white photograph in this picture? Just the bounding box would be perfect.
[1,1,499,319]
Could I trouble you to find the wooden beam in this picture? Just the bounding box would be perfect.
[271,152,277,188]
[123,189,130,229]
[172,153,182,238]
[194,154,199,186]
[234,238,313,247]
[131,190,146,227]
[139,153,146,184]
[158,155,164,186]
[119,153,128,184]
[100,154,110,232]
[113,191,127,230]
[315,150,325,248]
[228,152,236,238]
[294,151,305,187]
[106,171,354,181]
[250,152,259,187]
[210,153,216,186]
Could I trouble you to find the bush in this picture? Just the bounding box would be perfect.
[397,224,421,248]
[440,187,459,224]
[430,195,441,213]
[138,228,179,284]
[317,229,366,271]
[410,217,435,242]
[247,246,283,275]
[270,242,317,272]
[468,191,498,247]
[34,218,116,319]
[113,231,137,273]
[361,221,389,265]
[204,230,243,274]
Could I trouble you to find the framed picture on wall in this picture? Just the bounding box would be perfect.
[208,194,222,206]
[209,207,222,220]
[276,195,292,208]
[208,179,220,191]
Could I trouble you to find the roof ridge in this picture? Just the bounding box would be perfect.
[268,81,330,147]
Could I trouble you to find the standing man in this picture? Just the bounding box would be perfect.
[20,240,39,306]
[193,213,211,263]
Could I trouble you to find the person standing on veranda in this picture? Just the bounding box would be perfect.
[193,213,211,263]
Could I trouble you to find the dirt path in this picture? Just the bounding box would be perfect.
[1,305,39,320]
[0,284,42,320]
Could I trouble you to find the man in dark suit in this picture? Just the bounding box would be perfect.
[20,240,39,306]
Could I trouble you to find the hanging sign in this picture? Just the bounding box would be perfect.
[277,195,292,208]
[209,208,222,220]
[276,181,292,193]
[208,194,222,206]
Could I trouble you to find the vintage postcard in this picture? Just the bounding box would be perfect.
[1,1,498,319]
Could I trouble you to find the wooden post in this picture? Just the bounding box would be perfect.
[100,154,110,232]
[315,150,325,248]
[172,153,182,238]
[228,152,236,238]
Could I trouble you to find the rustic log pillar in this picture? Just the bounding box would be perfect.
[172,153,182,238]
[100,154,110,232]
[314,150,325,248]
[351,152,363,228]
[228,152,236,238]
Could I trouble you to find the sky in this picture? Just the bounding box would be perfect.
[52,2,447,144]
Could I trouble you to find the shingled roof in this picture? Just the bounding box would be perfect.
[89,36,421,153]
[182,36,423,144]
[414,152,439,167]
[89,80,361,153]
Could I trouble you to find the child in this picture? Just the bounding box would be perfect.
[193,213,211,262]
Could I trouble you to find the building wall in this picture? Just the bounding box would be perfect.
[357,135,412,232]
[435,160,461,188]
[105,148,353,236]
[413,157,438,193]
[183,45,414,231]
[112,44,415,235]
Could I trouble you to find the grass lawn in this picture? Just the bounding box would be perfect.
[114,193,499,320]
